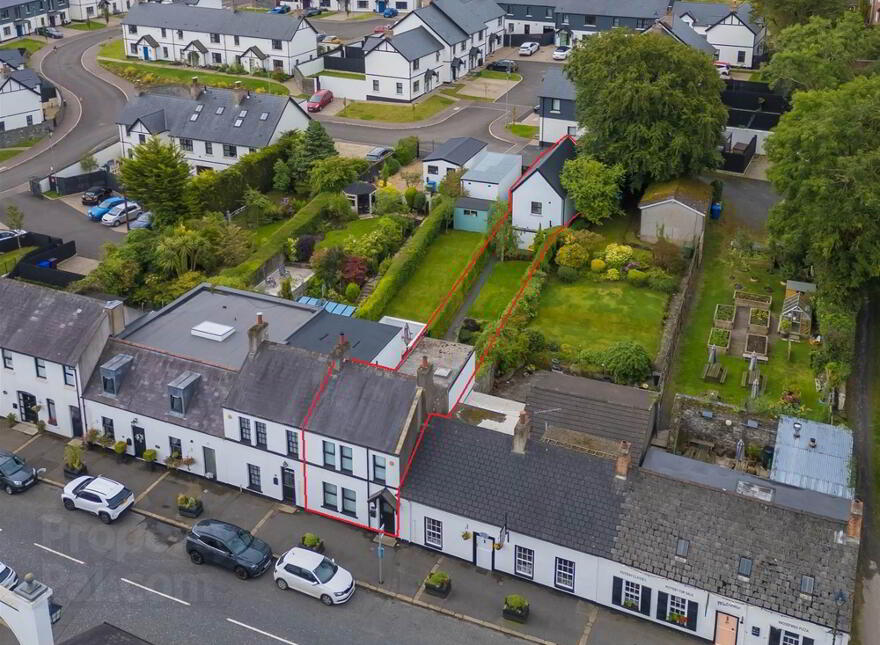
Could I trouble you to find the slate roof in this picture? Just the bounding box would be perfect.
[674,1,760,33]
[553,0,668,19]
[648,13,717,57]
[512,135,576,199]
[432,0,489,35]
[386,26,443,61]
[457,0,505,23]
[122,3,308,40]
[136,34,160,48]
[404,416,626,556]
[423,136,487,165]
[787,280,816,293]
[182,39,208,53]
[226,343,419,453]
[285,310,401,363]
[461,152,521,184]
[117,88,302,149]
[411,3,467,44]
[456,196,493,212]
[0,279,108,366]
[616,451,858,631]
[84,340,236,437]
[639,176,712,214]
[538,65,575,101]
[525,371,657,458]
[6,68,40,94]
[0,48,25,70]
[343,180,376,195]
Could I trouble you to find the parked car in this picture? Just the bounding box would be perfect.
[0,562,18,590]
[129,211,153,229]
[373,23,391,33]
[0,450,38,496]
[365,146,393,162]
[382,6,398,17]
[101,202,141,227]
[87,196,125,221]
[81,185,114,205]
[715,62,731,79]
[61,475,134,524]
[552,46,570,60]
[186,519,273,580]
[306,89,333,113]
[518,42,539,56]
[486,59,518,73]
[37,26,63,39]
[269,4,290,12]
[0,229,26,241]
[304,7,322,16]
[274,547,355,605]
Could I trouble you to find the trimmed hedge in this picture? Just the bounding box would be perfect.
[427,239,489,339]
[215,192,337,286]
[356,196,452,320]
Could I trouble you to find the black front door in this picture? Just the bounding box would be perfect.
[379,497,395,534]
[281,467,296,504]
[69,406,83,437]
[17,392,37,423]
[132,426,146,458]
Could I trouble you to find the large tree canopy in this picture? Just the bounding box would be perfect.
[767,75,880,297]
[760,13,880,95]
[120,137,191,229]
[566,30,726,190]
[560,154,625,225]
[750,0,847,32]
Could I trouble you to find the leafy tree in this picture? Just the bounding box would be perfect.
[375,188,405,215]
[750,0,847,33]
[243,187,281,225]
[3,205,24,248]
[438,168,464,199]
[760,13,880,95]
[280,277,293,300]
[318,193,355,223]
[567,30,726,190]
[560,154,625,225]
[341,256,368,286]
[601,341,653,385]
[273,159,292,192]
[310,246,346,289]
[309,157,367,195]
[155,224,210,278]
[767,75,880,298]
[120,137,191,228]
[303,120,336,163]
[487,201,516,261]
[80,154,99,173]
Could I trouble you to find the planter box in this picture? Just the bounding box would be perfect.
[301,541,325,554]
[713,304,735,330]
[424,580,451,598]
[748,308,770,334]
[707,327,731,355]
[502,605,529,623]
[178,500,203,518]
[734,290,771,311]
[744,333,769,360]
[63,464,88,480]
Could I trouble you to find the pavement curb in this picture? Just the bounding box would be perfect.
[317,101,505,130]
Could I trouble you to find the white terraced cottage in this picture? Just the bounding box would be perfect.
[0,67,43,133]
[121,2,319,74]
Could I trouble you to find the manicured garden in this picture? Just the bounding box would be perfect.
[337,96,454,122]
[0,38,45,54]
[99,61,290,95]
[383,230,484,323]
[467,260,529,321]
[316,217,387,251]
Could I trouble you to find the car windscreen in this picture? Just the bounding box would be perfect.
[313,558,338,584]
[309,94,322,103]
[226,530,254,554]
[106,487,132,509]
[0,457,24,477]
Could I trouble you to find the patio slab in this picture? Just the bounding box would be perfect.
[0,424,39,453]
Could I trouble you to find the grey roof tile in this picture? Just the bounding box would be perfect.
[122,3,308,40]
[539,65,575,101]
[648,14,717,56]
[674,1,760,32]
[7,68,40,92]
[285,310,400,362]
[412,3,467,44]
[387,26,443,61]
[0,48,25,69]
[432,0,491,34]
[553,0,668,19]
[512,137,577,200]
[423,136,487,165]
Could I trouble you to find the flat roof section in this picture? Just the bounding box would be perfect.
[398,336,474,390]
[285,310,401,363]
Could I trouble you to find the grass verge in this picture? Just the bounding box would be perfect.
[98,38,125,60]
[0,149,24,163]
[506,123,538,139]
[476,70,522,81]
[99,60,289,95]
[67,20,107,30]
[338,95,453,122]
[0,38,45,54]
[316,70,366,80]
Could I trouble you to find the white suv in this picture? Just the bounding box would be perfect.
[274,547,355,605]
[0,561,18,590]
[62,476,134,524]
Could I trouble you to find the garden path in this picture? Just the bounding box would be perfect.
[444,256,497,341]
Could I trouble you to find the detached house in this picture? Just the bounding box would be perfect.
[645,12,717,58]
[121,3,319,74]
[674,1,765,67]
[116,80,310,172]
[422,136,487,188]
[360,27,445,102]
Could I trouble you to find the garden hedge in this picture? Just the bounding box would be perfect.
[356,195,452,320]
[426,239,489,339]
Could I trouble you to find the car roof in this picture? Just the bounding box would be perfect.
[314,89,330,96]
[194,518,244,538]
[84,476,124,496]
[284,547,324,569]
[368,146,391,154]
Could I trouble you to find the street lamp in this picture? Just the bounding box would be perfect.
[831,590,847,645]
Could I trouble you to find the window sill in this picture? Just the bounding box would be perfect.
[554,583,575,594]
[514,570,534,580]
[341,510,357,518]
[256,444,267,450]
[340,469,353,476]
[425,541,442,550]
[322,504,338,513]
[247,485,262,493]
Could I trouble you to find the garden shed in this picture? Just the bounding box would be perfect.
[342,181,377,215]
[779,280,814,340]
[638,177,712,246]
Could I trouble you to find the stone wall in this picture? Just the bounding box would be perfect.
[0,121,51,148]
[669,394,777,458]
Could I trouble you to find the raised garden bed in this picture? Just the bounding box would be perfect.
[713,304,735,330]
[707,327,731,355]
[744,333,769,360]
[734,290,771,311]
[748,307,770,334]
[423,571,451,598]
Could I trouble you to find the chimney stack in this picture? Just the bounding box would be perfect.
[512,410,530,454]
[615,441,631,480]
[234,80,248,106]
[809,437,817,449]
[247,312,269,357]
[416,355,440,412]
[846,498,863,541]
[793,421,801,439]
[189,76,202,100]
[329,332,350,374]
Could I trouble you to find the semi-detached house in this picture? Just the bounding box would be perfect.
[121,2,318,74]
[674,1,765,67]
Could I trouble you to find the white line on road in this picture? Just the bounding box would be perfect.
[226,618,299,645]
[33,543,85,565]
[120,578,191,606]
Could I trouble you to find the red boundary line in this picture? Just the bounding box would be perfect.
[293,135,578,539]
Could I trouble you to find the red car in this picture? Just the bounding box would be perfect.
[306,89,333,112]
[373,24,391,33]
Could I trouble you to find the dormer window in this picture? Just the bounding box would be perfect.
[675,538,689,560]
[170,394,184,414]
[102,375,116,395]
[800,575,814,596]
[167,371,201,416]
[100,354,133,397]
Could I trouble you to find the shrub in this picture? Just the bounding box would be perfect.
[426,571,450,587]
[604,268,620,281]
[631,248,654,266]
[646,267,677,292]
[177,494,199,509]
[523,329,546,352]
[504,595,529,610]
[345,282,361,303]
[382,157,401,181]
[280,277,293,300]
[404,187,418,210]
[301,533,321,548]
[310,246,346,289]
[378,256,392,275]
[375,188,405,215]
[602,341,653,385]
[555,243,590,269]
[558,266,580,282]
[627,268,647,285]
[590,258,606,273]
[143,449,157,463]
[603,243,633,268]
[653,238,686,274]
[394,136,419,166]
[341,255,369,286]
[412,191,427,213]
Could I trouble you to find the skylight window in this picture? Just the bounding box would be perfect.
[234,119,243,127]
[238,110,248,118]
[189,113,199,121]
[216,106,225,115]
[259,112,269,121]
[195,104,203,112]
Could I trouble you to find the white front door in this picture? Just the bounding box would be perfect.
[475,533,494,571]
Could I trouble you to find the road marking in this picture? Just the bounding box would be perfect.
[120,578,190,606]
[226,618,299,644]
[12,434,43,454]
[33,543,85,565]
[251,507,276,535]
[134,470,169,503]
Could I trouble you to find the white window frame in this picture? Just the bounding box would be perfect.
[667,593,687,621]
[782,632,800,645]
[554,557,575,591]
[623,580,641,609]
[514,545,534,578]
[530,201,542,216]
[424,517,442,549]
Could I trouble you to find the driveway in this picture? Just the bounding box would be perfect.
[497,60,557,109]
[706,173,779,230]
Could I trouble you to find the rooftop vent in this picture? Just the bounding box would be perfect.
[793,421,802,438]
[435,367,452,378]
[736,480,774,503]
[191,321,235,342]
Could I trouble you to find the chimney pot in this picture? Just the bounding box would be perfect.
[256,312,264,325]
[247,318,269,357]
[512,410,530,454]
[615,441,632,480]
[421,355,429,369]
[809,437,817,449]
[847,498,864,541]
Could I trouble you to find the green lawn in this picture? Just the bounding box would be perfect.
[384,230,484,322]
[67,20,108,30]
[0,38,45,54]
[98,38,125,60]
[506,123,538,139]
[100,61,290,95]
[0,149,23,163]
[668,220,822,418]
[468,260,529,321]
[439,84,494,102]
[338,95,454,122]
[529,278,669,357]
[316,218,386,251]
[476,70,522,81]
[0,246,36,274]
[316,70,366,80]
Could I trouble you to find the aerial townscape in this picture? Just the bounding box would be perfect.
[0,0,878,643]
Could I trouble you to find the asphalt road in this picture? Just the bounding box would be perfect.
[0,484,527,645]
[497,60,555,109]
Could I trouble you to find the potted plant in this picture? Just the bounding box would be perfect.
[623,598,639,610]
[97,433,115,451]
[300,532,325,553]
[113,440,127,463]
[177,494,203,518]
[423,571,451,598]
[143,449,157,471]
[164,452,182,469]
[461,530,472,540]
[35,420,46,433]
[180,456,196,469]
[84,428,99,450]
[5,412,17,428]
[502,594,529,623]
[63,439,88,479]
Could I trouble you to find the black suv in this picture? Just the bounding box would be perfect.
[0,449,38,495]
[487,59,518,73]
[81,186,113,205]
[186,519,273,580]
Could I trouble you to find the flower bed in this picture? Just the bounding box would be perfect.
[713,304,735,330]
[748,307,770,334]
[745,333,769,359]
[734,290,771,311]
[707,327,731,354]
